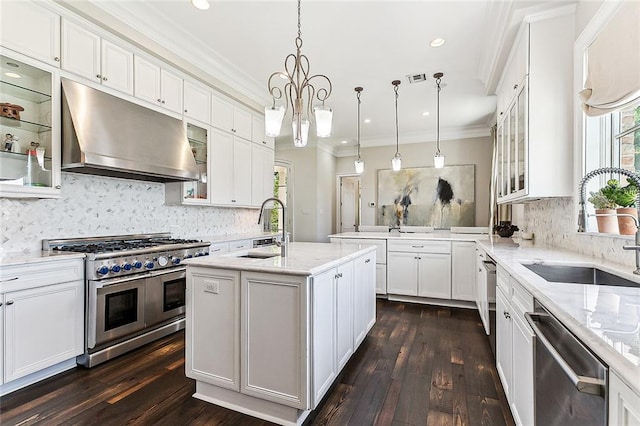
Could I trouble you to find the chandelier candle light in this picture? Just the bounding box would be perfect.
[433,72,445,168]
[354,87,364,174]
[265,0,333,147]
[391,80,402,171]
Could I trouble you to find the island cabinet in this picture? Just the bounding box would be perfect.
[387,240,451,299]
[610,371,640,426]
[185,246,376,425]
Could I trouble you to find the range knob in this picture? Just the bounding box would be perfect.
[133,261,143,269]
[97,266,109,276]
[144,261,155,269]
[184,254,193,259]
[122,263,132,271]
[195,251,204,257]
[111,265,121,273]
[157,256,169,266]
[172,257,181,265]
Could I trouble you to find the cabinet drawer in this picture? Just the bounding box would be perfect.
[388,240,451,254]
[496,264,510,294]
[209,242,230,256]
[229,239,251,252]
[0,258,84,291]
[510,277,533,318]
[336,239,386,264]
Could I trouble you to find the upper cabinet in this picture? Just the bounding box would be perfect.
[211,92,252,140]
[61,19,134,95]
[133,56,184,115]
[252,115,275,149]
[183,80,211,124]
[495,8,575,204]
[0,2,60,67]
[0,52,61,198]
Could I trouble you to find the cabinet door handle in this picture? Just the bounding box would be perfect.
[335,274,340,280]
[6,300,14,306]
[365,258,371,263]
[161,100,165,104]
[503,310,511,319]
[55,185,62,189]
[263,141,267,144]
[158,98,162,102]
[102,76,108,81]
[0,277,19,283]
[479,268,482,272]
[212,248,221,252]
[231,199,236,203]
[513,84,518,90]
[96,74,101,79]
[0,302,2,307]
[54,56,60,62]
[184,109,188,113]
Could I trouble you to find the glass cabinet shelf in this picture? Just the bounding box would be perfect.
[188,137,207,146]
[1,116,52,133]
[1,80,51,103]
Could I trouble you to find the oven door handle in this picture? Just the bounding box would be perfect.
[147,267,186,278]
[525,312,606,396]
[92,273,151,288]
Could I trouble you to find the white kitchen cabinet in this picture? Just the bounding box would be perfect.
[0,52,62,199]
[0,1,60,67]
[252,115,275,149]
[233,137,252,206]
[329,237,387,295]
[186,269,240,391]
[251,144,275,207]
[510,306,534,426]
[495,287,512,400]
[61,19,134,95]
[133,55,183,114]
[375,264,387,295]
[210,128,253,207]
[311,268,337,404]
[336,263,354,371]
[353,253,376,348]
[387,240,451,299]
[610,371,640,426]
[183,80,211,124]
[451,241,476,301]
[0,257,83,393]
[495,10,574,203]
[211,92,252,140]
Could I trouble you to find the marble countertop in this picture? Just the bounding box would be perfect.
[184,242,376,276]
[0,251,85,267]
[200,232,283,244]
[478,238,640,392]
[328,231,487,241]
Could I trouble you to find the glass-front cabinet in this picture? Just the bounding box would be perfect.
[182,121,209,203]
[0,52,61,198]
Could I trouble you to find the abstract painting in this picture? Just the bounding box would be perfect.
[377,165,475,228]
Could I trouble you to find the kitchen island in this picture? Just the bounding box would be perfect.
[183,242,377,426]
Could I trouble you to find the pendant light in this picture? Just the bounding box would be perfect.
[433,72,445,168]
[391,80,402,171]
[266,0,333,147]
[354,87,364,174]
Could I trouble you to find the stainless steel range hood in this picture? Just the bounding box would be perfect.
[61,78,199,182]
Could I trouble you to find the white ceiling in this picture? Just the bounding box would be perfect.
[85,0,570,154]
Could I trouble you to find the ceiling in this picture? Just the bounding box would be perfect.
[84,0,569,154]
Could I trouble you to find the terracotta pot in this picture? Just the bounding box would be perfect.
[595,209,619,234]
[616,207,637,235]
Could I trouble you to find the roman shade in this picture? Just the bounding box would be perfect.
[578,1,640,117]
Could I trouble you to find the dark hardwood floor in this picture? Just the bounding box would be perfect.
[0,300,513,426]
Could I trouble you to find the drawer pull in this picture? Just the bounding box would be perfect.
[6,300,14,306]
[503,310,511,319]
[212,248,221,252]
[412,245,424,248]
[365,258,371,263]
[0,277,19,283]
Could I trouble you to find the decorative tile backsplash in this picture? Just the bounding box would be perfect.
[521,197,636,267]
[0,174,260,254]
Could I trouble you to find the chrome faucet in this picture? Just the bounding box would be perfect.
[258,197,287,257]
[578,167,640,274]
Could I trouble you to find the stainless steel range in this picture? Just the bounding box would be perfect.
[43,233,210,367]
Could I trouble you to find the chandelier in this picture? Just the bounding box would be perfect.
[265,0,333,147]
[391,80,402,171]
[354,86,364,174]
[433,72,445,168]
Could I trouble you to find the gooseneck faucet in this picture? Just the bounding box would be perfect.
[258,197,287,257]
[578,167,640,274]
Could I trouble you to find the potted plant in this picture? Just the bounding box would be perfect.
[601,179,638,235]
[588,189,619,234]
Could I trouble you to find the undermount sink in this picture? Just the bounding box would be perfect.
[522,263,640,288]
[238,253,280,259]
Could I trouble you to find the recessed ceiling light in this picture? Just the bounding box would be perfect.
[430,38,445,48]
[364,118,371,123]
[422,111,430,116]
[341,140,348,144]
[4,72,21,79]
[191,0,210,10]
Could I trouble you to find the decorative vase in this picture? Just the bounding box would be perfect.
[616,207,637,235]
[595,209,619,234]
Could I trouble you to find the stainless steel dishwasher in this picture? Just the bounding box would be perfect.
[525,301,607,425]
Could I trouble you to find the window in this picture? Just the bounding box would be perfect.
[613,103,640,174]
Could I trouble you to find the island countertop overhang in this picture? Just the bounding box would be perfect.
[183,242,377,276]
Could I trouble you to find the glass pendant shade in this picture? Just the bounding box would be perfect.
[392,152,402,171]
[265,105,285,137]
[434,153,445,168]
[314,105,333,137]
[292,118,310,147]
[354,158,364,174]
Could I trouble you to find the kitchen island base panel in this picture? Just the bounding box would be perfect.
[194,381,312,426]
[388,294,476,310]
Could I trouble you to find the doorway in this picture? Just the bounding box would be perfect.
[338,175,361,233]
[271,160,293,240]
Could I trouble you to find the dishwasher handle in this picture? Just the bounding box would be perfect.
[481,260,496,274]
[525,312,606,396]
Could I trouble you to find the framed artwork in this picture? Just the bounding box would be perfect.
[377,165,475,228]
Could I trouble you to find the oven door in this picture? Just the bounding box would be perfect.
[145,268,186,327]
[88,275,146,349]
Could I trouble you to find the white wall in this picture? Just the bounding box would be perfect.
[0,173,260,254]
[336,136,493,228]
